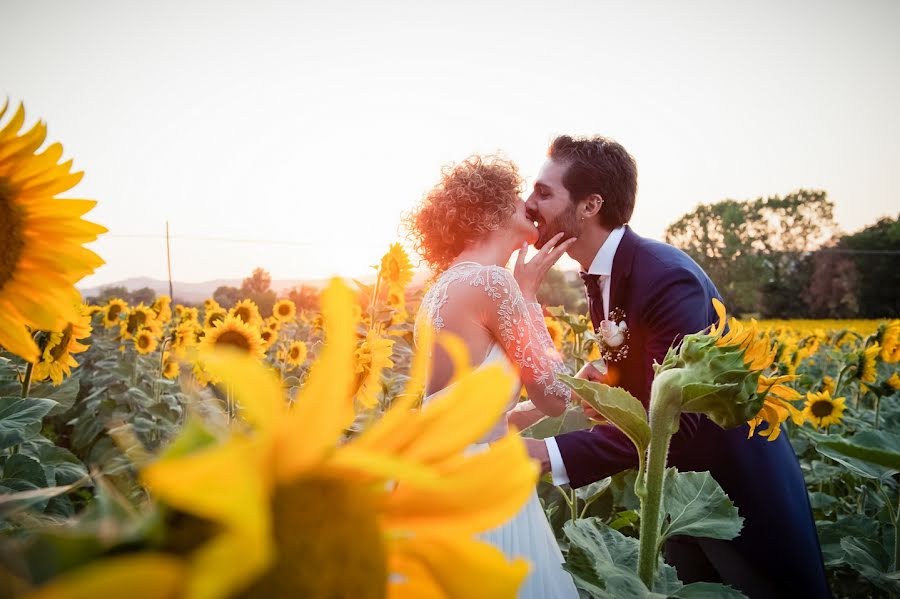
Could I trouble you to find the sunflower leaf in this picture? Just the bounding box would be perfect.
[558,375,650,459]
[803,429,900,479]
[563,517,682,597]
[659,469,743,544]
[0,397,57,450]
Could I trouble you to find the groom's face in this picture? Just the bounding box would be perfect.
[525,159,580,249]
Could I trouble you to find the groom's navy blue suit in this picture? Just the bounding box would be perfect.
[555,226,829,598]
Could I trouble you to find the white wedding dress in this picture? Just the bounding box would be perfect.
[417,262,579,599]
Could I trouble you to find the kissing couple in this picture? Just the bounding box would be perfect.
[403,135,830,598]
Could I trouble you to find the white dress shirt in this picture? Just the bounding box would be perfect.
[545,225,626,486]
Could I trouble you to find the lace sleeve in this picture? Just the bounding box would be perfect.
[478,266,572,405]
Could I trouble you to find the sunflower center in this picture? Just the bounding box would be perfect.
[215,330,252,352]
[238,477,387,599]
[290,347,300,360]
[127,311,147,334]
[0,178,26,291]
[137,334,151,349]
[49,325,74,361]
[810,400,834,418]
[107,304,123,321]
[278,305,290,316]
[235,307,251,323]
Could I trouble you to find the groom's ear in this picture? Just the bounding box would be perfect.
[582,193,604,219]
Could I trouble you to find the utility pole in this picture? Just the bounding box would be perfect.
[166,221,174,299]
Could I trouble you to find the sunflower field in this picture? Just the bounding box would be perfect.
[1,103,899,598]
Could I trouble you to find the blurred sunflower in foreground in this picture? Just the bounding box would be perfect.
[0,102,106,361]
[26,280,536,599]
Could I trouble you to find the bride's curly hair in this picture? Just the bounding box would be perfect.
[403,154,523,273]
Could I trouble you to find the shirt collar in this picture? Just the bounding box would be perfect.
[587,226,626,276]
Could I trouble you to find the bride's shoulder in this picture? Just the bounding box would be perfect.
[425,263,515,301]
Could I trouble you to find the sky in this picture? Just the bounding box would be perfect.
[3,0,898,288]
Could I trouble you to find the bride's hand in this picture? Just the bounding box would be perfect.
[514,232,577,300]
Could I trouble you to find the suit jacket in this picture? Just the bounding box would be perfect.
[555,226,829,598]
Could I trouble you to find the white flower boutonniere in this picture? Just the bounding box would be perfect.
[596,307,630,362]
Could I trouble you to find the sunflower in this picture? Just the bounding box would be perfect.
[32,306,92,385]
[888,372,900,391]
[803,390,846,429]
[134,328,159,355]
[698,299,803,440]
[171,322,200,358]
[179,307,200,325]
[122,304,161,340]
[51,280,532,599]
[199,315,265,361]
[203,308,226,329]
[272,299,297,323]
[103,298,129,329]
[0,102,107,362]
[259,328,277,351]
[283,341,308,367]
[162,352,180,380]
[544,316,564,351]
[854,344,880,385]
[203,298,220,313]
[152,295,173,324]
[230,299,262,327]
[355,330,395,408]
[380,243,414,291]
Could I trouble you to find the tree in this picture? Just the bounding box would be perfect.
[665,189,837,317]
[213,286,242,309]
[837,215,900,317]
[806,252,859,318]
[537,267,587,315]
[130,286,156,306]
[240,267,276,317]
[287,284,320,313]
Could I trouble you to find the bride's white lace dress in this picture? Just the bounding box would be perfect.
[416,262,579,599]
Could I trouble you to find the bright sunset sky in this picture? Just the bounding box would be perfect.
[3,0,898,288]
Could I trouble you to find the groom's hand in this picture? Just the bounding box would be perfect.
[575,362,607,421]
[522,438,552,475]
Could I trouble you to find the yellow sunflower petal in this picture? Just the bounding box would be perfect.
[23,554,185,599]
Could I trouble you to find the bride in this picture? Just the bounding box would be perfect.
[405,155,579,598]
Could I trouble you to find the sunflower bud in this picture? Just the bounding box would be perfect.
[653,299,789,434]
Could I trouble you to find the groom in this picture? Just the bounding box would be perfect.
[523,135,829,598]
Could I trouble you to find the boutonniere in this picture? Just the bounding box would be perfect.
[596,307,630,362]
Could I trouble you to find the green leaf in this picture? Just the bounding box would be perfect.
[575,477,611,504]
[522,405,592,440]
[0,397,57,450]
[563,517,681,597]
[558,375,650,459]
[816,515,878,567]
[3,454,48,487]
[670,582,747,598]
[659,469,743,544]
[840,536,900,595]
[804,430,900,479]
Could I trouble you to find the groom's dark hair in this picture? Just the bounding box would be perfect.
[548,135,637,229]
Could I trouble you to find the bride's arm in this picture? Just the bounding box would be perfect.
[480,267,572,417]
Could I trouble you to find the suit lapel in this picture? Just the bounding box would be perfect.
[608,226,638,316]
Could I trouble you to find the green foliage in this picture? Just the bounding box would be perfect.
[558,375,650,458]
[665,189,836,318]
[563,517,746,598]
[839,215,900,318]
[659,469,744,545]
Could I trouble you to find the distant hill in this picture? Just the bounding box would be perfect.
[78,271,431,304]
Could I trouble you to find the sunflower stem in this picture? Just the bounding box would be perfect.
[20,360,34,399]
[873,394,881,430]
[894,491,900,572]
[637,368,683,589]
[570,487,578,523]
